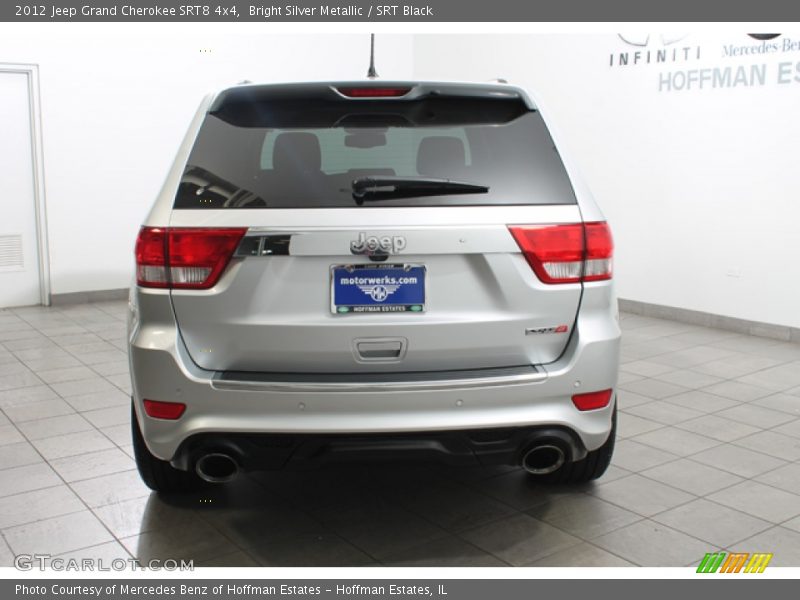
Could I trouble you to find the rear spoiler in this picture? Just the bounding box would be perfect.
[209,82,535,128]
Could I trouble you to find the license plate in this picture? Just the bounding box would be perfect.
[331,264,426,314]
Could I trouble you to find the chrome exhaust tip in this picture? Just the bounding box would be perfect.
[521,444,566,475]
[195,452,239,483]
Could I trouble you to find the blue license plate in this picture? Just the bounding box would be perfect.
[331,264,426,314]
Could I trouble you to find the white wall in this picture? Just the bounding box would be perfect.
[3,29,798,329]
[0,26,414,296]
[413,33,800,329]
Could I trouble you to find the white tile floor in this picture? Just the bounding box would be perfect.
[1,302,800,567]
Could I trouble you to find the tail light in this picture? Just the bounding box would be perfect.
[336,87,411,98]
[135,227,169,288]
[143,399,186,420]
[572,389,613,411]
[583,222,614,282]
[509,222,613,284]
[136,227,247,289]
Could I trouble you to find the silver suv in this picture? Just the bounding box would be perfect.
[129,81,621,493]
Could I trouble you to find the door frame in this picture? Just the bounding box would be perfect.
[0,63,51,306]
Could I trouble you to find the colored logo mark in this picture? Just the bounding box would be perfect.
[697,552,773,573]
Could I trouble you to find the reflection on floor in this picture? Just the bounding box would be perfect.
[1,301,800,567]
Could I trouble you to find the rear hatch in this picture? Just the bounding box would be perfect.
[161,82,588,374]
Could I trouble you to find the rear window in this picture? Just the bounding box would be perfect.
[174,97,576,209]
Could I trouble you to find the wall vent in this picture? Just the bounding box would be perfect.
[0,234,24,269]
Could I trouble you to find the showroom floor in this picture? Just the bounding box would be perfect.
[1,302,800,568]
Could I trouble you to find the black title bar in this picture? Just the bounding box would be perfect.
[3,0,800,22]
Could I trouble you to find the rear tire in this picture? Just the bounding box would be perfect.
[131,402,206,494]
[530,400,617,484]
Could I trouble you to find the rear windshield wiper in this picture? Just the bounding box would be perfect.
[351,176,489,204]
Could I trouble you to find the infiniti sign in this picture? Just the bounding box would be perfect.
[618,33,689,47]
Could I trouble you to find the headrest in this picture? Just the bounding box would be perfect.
[272,132,321,172]
[416,136,467,177]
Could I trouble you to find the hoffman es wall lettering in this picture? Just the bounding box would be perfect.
[610,34,800,92]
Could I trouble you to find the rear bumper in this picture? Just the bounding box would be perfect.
[128,283,620,465]
[170,426,586,472]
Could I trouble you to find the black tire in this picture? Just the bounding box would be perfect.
[131,402,206,494]
[531,400,617,484]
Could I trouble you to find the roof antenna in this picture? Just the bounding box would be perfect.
[366,34,378,79]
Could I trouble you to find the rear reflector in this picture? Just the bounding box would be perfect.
[509,222,613,284]
[136,227,247,289]
[336,87,411,98]
[143,399,186,420]
[572,389,613,411]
